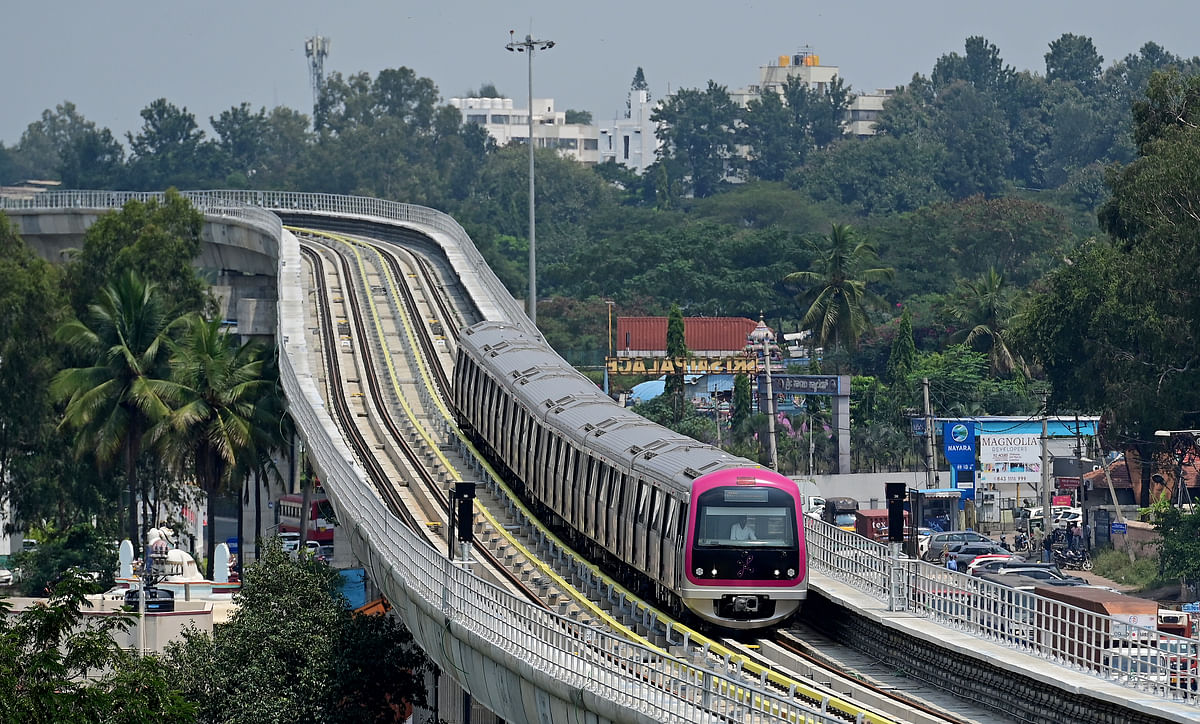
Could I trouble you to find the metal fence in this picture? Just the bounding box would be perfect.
[804,516,1200,705]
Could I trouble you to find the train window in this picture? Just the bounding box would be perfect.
[650,489,664,531]
[664,499,678,536]
[636,483,649,523]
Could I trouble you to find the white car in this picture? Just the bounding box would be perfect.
[0,568,12,586]
[279,532,301,553]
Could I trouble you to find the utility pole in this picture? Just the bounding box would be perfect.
[763,322,778,471]
[923,378,935,489]
[1041,398,1052,555]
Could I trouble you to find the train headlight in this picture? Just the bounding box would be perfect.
[773,569,780,577]
[694,567,704,576]
[711,568,718,577]
[787,568,796,578]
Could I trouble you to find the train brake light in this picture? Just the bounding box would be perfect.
[735,477,757,486]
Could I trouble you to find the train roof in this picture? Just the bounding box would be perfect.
[460,321,760,492]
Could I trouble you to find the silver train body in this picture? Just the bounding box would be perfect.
[453,321,807,629]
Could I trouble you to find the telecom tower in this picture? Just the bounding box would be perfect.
[304,36,330,118]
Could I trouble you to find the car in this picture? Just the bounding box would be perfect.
[278,532,301,553]
[948,541,1011,566]
[304,540,321,554]
[316,544,335,563]
[922,530,991,561]
[967,554,1023,576]
[0,568,11,586]
[1101,645,1171,687]
[992,564,1084,582]
[1054,510,1083,530]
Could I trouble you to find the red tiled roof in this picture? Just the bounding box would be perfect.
[615,317,761,355]
[1083,459,1132,488]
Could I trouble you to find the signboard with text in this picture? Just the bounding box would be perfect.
[978,434,1042,486]
[942,422,976,472]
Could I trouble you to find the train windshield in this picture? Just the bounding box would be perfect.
[694,487,796,547]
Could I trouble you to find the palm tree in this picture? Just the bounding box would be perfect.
[53,273,176,547]
[784,224,894,356]
[158,315,268,579]
[943,268,1028,378]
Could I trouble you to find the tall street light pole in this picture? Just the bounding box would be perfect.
[506,31,555,327]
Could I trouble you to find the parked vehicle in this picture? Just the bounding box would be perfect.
[922,530,990,561]
[854,508,908,543]
[1037,585,1160,666]
[822,497,858,532]
[993,563,1083,582]
[1013,531,1030,552]
[949,541,1011,566]
[278,532,301,553]
[967,554,1023,576]
[1053,547,1094,571]
[1101,646,1171,687]
[0,568,11,586]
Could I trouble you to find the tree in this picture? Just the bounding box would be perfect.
[784,224,894,355]
[740,90,799,181]
[782,75,851,149]
[52,273,176,548]
[941,268,1027,378]
[730,373,752,436]
[930,81,1012,198]
[931,36,1015,98]
[886,307,917,387]
[663,303,688,418]
[11,523,117,597]
[652,81,740,198]
[792,134,946,215]
[1144,494,1200,598]
[158,316,268,580]
[163,543,430,724]
[1045,33,1104,93]
[564,109,592,125]
[63,189,208,318]
[0,570,196,723]
[0,215,64,528]
[628,67,650,118]
[210,103,269,185]
[126,99,218,190]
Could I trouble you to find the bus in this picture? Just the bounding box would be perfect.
[277,494,336,544]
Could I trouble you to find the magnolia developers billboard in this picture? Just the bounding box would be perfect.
[978,434,1041,486]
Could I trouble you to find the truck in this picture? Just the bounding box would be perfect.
[822,497,858,532]
[1034,585,1160,668]
[854,508,909,543]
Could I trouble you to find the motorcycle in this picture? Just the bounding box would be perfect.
[1054,547,1094,571]
[1013,532,1029,552]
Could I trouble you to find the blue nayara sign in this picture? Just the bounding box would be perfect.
[943,421,976,472]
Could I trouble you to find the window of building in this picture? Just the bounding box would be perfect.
[466,114,487,125]
[623,136,630,161]
[491,114,509,124]
[583,138,598,150]
[558,138,577,149]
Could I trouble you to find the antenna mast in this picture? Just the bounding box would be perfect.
[304,35,331,119]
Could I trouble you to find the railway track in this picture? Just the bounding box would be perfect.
[296,226,976,724]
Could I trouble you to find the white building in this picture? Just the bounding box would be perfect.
[847,89,895,137]
[730,49,841,108]
[596,90,660,174]
[447,96,600,164]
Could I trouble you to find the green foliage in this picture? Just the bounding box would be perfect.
[1144,495,1200,590]
[730,374,752,435]
[632,394,718,446]
[663,303,688,410]
[0,215,65,528]
[941,268,1027,377]
[909,345,1035,417]
[1091,547,1161,590]
[1045,33,1104,92]
[784,223,894,355]
[794,135,947,216]
[52,272,177,546]
[885,307,916,386]
[12,523,117,597]
[652,80,740,198]
[64,189,208,318]
[0,570,196,723]
[164,543,430,724]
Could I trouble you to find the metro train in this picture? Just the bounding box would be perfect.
[452,321,807,630]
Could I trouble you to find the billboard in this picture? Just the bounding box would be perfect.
[942,422,976,472]
[978,434,1041,486]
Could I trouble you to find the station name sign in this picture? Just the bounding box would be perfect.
[606,356,758,375]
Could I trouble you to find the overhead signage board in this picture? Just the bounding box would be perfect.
[771,375,843,396]
[978,434,1042,486]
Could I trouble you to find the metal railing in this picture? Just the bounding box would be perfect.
[804,516,1200,705]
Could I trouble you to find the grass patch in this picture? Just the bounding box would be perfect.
[1092,548,1161,590]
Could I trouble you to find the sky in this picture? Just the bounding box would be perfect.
[5,0,1200,147]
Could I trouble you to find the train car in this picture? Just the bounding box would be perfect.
[453,321,806,630]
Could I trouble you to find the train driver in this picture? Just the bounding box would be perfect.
[730,516,756,541]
